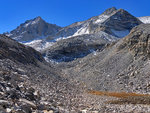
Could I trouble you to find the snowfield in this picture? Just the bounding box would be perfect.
[138,16,150,24]
[111,29,130,38]
[94,15,110,24]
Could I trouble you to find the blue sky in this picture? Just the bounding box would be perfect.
[0,0,150,33]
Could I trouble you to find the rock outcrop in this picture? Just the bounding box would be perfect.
[0,35,45,65]
[118,24,150,58]
[42,32,116,62]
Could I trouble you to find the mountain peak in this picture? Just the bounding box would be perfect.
[22,16,44,28]
[35,16,42,19]
[31,16,44,24]
[102,7,117,15]
[116,8,128,13]
[34,16,43,21]
[8,16,61,42]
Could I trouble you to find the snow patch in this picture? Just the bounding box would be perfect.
[24,22,31,27]
[55,36,72,41]
[138,16,150,24]
[94,15,110,24]
[21,31,27,34]
[24,40,54,51]
[12,36,23,40]
[54,25,89,41]
[92,51,97,56]
[96,31,117,42]
[24,18,41,27]
[73,25,89,36]
[25,39,42,45]
[111,29,129,38]
[6,33,12,37]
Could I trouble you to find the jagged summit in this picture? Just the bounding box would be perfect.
[6,7,143,53]
[34,16,42,20]
[23,16,44,28]
[100,8,143,37]
[8,16,61,42]
[32,16,43,23]
[31,16,43,21]
[102,7,117,15]
[115,8,134,16]
[46,7,141,42]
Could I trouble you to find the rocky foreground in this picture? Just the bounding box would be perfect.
[1,59,150,113]
[0,32,150,113]
[1,60,150,113]
[0,59,86,113]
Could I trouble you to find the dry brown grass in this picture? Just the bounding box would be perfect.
[88,90,150,98]
[106,96,150,105]
[88,90,150,105]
